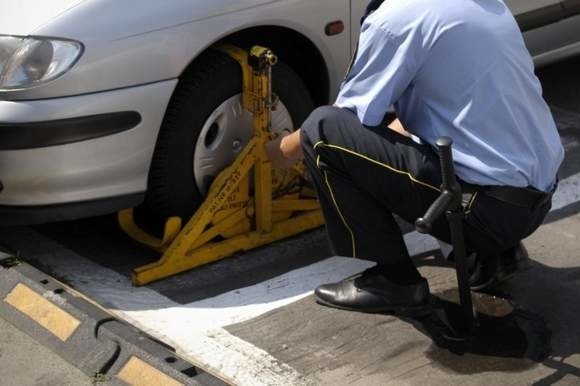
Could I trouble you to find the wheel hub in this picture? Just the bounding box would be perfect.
[194,94,293,194]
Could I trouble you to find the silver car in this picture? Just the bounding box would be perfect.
[1,0,579,225]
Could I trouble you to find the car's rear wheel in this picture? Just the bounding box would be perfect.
[141,49,314,227]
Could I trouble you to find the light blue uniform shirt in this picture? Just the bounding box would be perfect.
[335,0,564,192]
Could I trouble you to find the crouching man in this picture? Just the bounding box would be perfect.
[267,0,563,314]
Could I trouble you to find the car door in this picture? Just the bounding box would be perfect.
[539,0,580,63]
[350,0,368,55]
[505,0,563,31]
[349,0,580,66]
[505,0,563,56]
[349,0,566,54]
[509,0,580,63]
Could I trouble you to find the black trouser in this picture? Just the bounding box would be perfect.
[300,106,552,270]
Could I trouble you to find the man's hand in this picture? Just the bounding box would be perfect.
[265,129,303,169]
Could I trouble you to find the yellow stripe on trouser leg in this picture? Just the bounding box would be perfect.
[313,141,441,193]
[311,139,444,259]
[464,191,479,215]
[323,170,357,258]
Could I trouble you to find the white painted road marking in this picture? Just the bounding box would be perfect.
[551,172,580,211]
[1,228,372,386]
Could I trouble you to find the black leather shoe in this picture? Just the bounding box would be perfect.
[470,242,532,291]
[314,267,431,315]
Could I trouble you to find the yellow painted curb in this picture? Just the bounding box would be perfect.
[4,283,80,341]
[117,356,184,386]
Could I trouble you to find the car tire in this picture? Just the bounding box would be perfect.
[141,49,314,227]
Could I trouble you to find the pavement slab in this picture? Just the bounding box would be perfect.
[0,317,92,386]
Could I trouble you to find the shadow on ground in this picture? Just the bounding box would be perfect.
[33,214,332,303]
[408,252,580,384]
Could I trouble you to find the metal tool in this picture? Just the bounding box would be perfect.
[118,45,323,285]
[415,137,475,334]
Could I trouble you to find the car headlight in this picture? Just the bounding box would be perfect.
[0,35,83,91]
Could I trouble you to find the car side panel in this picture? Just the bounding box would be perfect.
[350,0,368,54]
[506,0,580,62]
[0,0,86,36]
[0,80,176,206]
[3,0,351,102]
[505,0,561,16]
[525,14,580,66]
[349,0,579,67]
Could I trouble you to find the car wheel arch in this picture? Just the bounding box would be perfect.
[178,25,331,107]
[140,26,323,226]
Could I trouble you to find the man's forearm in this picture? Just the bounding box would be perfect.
[278,119,409,162]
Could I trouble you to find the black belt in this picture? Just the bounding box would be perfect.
[461,182,554,210]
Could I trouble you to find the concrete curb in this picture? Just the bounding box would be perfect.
[0,256,228,386]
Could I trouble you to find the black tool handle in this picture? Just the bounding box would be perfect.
[415,191,453,234]
[415,137,475,334]
[415,137,459,234]
[437,137,456,191]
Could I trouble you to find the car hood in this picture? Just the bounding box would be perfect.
[0,0,281,38]
[0,0,87,36]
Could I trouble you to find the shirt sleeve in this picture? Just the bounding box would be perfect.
[335,21,424,126]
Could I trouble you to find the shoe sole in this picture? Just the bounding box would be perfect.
[314,297,433,317]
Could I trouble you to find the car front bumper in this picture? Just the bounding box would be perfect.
[0,79,177,224]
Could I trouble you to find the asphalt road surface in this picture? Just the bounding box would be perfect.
[2,55,580,386]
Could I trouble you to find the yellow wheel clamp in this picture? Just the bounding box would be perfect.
[118,45,324,285]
